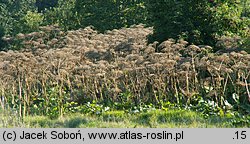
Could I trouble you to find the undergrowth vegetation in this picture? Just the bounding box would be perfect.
[1,109,249,128]
[0,25,249,127]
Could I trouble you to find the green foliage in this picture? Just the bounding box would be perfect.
[114,91,134,110]
[44,0,148,31]
[0,0,37,35]
[130,104,156,114]
[80,101,110,115]
[241,0,250,18]
[35,0,58,12]
[30,86,70,119]
[0,0,45,50]
[147,0,249,48]
[43,0,78,30]
[212,1,249,39]
[102,111,125,122]
[0,2,13,38]
[0,25,6,50]
[242,37,250,53]
[1,105,249,128]
[189,96,225,118]
[19,11,44,33]
[147,0,211,44]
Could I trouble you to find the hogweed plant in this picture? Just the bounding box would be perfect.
[0,25,249,120]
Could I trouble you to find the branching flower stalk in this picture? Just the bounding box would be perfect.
[0,25,249,119]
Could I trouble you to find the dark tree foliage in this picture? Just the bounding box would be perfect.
[1,1,30,49]
[35,0,58,12]
[0,26,6,51]
[0,0,36,35]
[44,0,149,32]
[0,0,38,50]
[147,0,249,49]
[147,0,213,45]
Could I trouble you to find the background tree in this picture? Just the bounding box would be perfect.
[0,0,36,35]
[43,0,148,32]
[147,0,249,50]
[0,0,35,50]
[35,0,58,12]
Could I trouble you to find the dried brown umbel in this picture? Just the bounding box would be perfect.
[1,24,250,118]
[16,33,26,40]
[157,40,173,52]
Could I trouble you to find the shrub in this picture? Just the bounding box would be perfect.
[19,11,44,33]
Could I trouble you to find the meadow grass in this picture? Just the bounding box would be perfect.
[1,108,248,128]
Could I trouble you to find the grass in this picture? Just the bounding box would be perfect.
[1,108,249,128]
